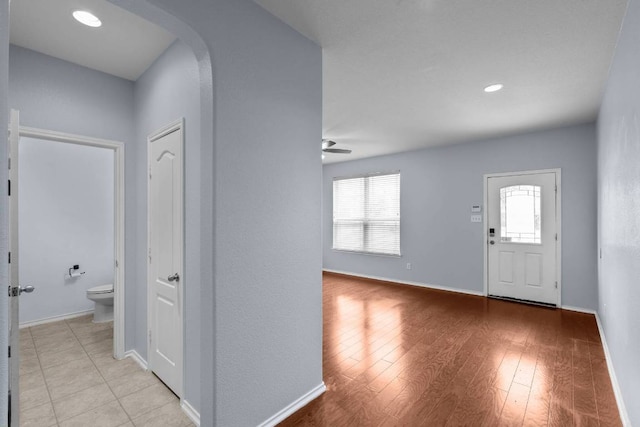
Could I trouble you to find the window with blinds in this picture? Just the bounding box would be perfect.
[332,172,400,256]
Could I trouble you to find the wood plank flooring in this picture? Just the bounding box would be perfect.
[279,273,622,426]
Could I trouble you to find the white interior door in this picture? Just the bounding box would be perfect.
[148,122,183,396]
[487,171,558,305]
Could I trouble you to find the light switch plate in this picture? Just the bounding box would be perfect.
[471,215,482,223]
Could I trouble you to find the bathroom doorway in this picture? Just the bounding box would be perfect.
[16,119,126,358]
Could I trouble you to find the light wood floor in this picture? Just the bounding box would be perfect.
[19,315,193,427]
[280,273,622,426]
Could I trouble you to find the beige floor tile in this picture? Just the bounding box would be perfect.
[31,321,71,339]
[19,401,57,427]
[20,369,46,391]
[19,354,41,376]
[34,334,81,355]
[82,337,113,357]
[69,320,112,335]
[107,369,160,399]
[20,384,51,408]
[65,314,93,326]
[42,355,94,381]
[53,383,117,421]
[131,401,193,427]
[119,383,177,419]
[20,336,35,351]
[45,361,105,401]
[92,355,142,381]
[58,400,130,427]
[76,328,113,346]
[20,345,38,360]
[38,346,90,370]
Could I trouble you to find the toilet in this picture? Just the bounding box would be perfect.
[86,284,114,323]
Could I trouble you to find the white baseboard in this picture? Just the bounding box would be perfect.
[181,400,200,426]
[124,350,148,370]
[594,313,631,426]
[258,382,326,427]
[560,305,597,315]
[19,309,94,329]
[323,269,485,297]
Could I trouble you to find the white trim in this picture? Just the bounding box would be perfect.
[594,313,631,427]
[560,305,597,315]
[146,118,185,397]
[18,125,126,360]
[180,400,200,426]
[483,168,562,306]
[257,382,326,427]
[323,269,485,297]
[19,309,94,329]
[123,350,148,370]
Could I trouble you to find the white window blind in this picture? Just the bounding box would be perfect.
[333,172,400,256]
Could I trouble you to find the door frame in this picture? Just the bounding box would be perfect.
[18,125,126,358]
[146,118,185,397]
[483,168,562,306]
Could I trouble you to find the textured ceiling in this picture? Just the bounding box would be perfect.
[10,0,176,81]
[256,0,628,163]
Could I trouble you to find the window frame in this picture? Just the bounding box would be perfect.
[332,171,401,257]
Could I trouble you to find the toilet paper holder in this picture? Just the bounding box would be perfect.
[66,264,86,279]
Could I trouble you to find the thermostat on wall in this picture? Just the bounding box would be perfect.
[471,205,482,213]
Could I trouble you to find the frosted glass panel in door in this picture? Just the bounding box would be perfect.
[500,185,541,244]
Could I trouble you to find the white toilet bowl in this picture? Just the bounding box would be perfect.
[86,284,114,323]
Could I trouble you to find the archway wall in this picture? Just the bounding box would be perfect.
[133,39,203,411]
[114,0,323,425]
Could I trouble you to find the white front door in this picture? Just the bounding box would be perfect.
[148,121,184,396]
[487,171,559,305]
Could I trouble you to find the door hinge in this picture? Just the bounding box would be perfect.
[8,346,11,358]
[149,167,152,180]
[8,157,11,170]
[115,260,119,268]
[8,252,10,264]
[7,179,10,196]
[555,233,558,241]
[555,281,558,289]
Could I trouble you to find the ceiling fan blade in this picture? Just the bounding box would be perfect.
[322,140,337,149]
[323,148,352,154]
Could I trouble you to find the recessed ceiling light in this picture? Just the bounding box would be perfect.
[484,83,503,93]
[73,10,102,28]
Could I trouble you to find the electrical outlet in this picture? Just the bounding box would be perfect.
[471,215,482,223]
[406,263,411,270]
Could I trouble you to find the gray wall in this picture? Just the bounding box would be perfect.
[597,0,640,422]
[324,124,599,310]
[8,46,138,347]
[133,40,201,411]
[19,137,114,324]
[180,2,323,424]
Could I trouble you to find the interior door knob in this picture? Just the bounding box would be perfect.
[19,285,35,294]
[167,273,180,282]
[489,240,495,245]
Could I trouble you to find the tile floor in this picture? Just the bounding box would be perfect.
[19,315,194,427]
